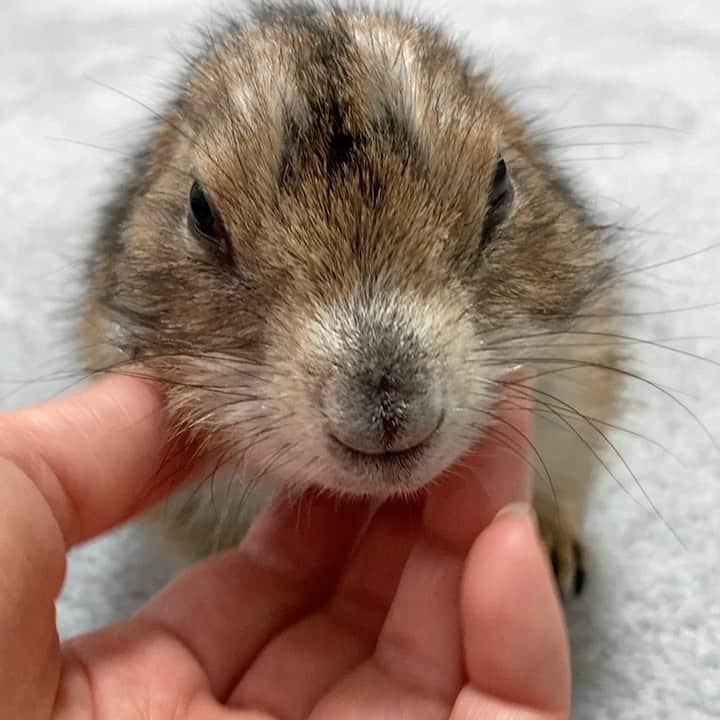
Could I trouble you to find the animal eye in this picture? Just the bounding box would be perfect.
[481,155,514,245]
[489,157,511,207]
[188,180,231,260]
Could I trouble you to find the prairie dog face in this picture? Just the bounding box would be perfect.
[85,3,615,498]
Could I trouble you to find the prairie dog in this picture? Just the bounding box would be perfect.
[79,1,622,595]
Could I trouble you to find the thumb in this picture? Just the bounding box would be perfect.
[455,507,571,718]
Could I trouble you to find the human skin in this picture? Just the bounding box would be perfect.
[0,375,570,720]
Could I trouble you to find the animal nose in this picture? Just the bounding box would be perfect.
[323,365,444,456]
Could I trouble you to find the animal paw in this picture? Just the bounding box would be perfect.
[536,509,586,598]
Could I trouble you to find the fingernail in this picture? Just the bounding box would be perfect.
[494,502,538,532]
[503,365,526,381]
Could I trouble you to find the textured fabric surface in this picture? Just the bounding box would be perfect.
[2,1,719,718]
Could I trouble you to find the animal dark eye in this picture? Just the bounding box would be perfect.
[489,157,511,208]
[189,181,221,238]
[188,180,231,261]
[481,156,514,245]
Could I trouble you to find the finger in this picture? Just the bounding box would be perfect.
[121,491,372,701]
[362,395,534,704]
[0,374,194,546]
[231,382,531,718]
[309,511,568,720]
[228,499,422,718]
[424,377,534,550]
[0,458,64,720]
[455,508,570,717]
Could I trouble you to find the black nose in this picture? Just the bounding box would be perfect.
[322,329,444,456]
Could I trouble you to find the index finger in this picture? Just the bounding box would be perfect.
[0,374,194,547]
[424,375,534,550]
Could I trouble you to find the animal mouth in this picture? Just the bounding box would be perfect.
[328,433,429,464]
[326,409,445,468]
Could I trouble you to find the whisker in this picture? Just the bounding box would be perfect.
[617,241,720,277]
[482,403,557,501]
[535,122,685,136]
[463,353,700,402]
[485,328,720,371]
[571,301,720,319]
[497,377,685,546]
[85,77,241,209]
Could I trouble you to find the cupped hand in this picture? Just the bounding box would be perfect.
[0,375,570,720]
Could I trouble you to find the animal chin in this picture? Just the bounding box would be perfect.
[210,403,483,500]
[303,421,467,498]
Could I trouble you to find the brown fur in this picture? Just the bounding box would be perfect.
[78,1,623,594]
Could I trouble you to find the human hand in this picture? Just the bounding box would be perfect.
[0,375,570,719]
